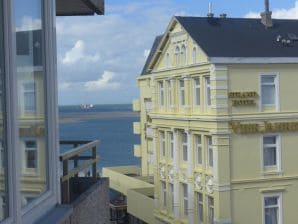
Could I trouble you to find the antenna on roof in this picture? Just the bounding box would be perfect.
[207,2,214,18]
[261,0,273,28]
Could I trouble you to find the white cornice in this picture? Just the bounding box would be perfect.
[210,57,298,64]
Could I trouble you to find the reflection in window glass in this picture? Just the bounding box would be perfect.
[0,1,8,221]
[15,0,48,207]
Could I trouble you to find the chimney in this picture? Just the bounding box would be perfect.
[207,2,214,18]
[261,0,273,28]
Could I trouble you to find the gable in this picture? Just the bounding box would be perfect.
[142,19,208,75]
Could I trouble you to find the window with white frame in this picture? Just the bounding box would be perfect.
[168,132,174,159]
[261,75,277,108]
[263,135,279,170]
[207,136,213,168]
[24,139,37,169]
[23,81,37,113]
[205,76,211,107]
[181,45,186,65]
[208,196,214,224]
[161,181,167,207]
[263,194,281,224]
[169,183,174,213]
[195,135,202,165]
[159,131,166,158]
[194,77,201,106]
[179,80,185,106]
[192,47,197,64]
[182,183,188,216]
[175,46,180,66]
[167,80,173,108]
[197,192,204,223]
[166,53,171,68]
[181,132,188,162]
[158,81,164,107]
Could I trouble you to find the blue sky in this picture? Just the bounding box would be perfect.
[57,0,298,105]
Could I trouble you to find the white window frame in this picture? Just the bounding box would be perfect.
[159,131,166,158]
[205,76,211,107]
[169,183,174,213]
[207,136,213,168]
[181,44,187,65]
[22,81,37,114]
[2,0,60,222]
[22,139,38,171]
[197,192,204,223]
[261,134,281,172]
[182,183,188,216]
[160,181,167,208]
[260,73,280,111]
[181,132,188,162]
[158,80,164,107]
[262,193,283,224]
[195,134,202,166]
[168,132,174,159]
[208,196,214,224]
[193,77,201,107]
[192,47,197,64]
[175,46,180,66]
[167,80,173,108]
[179,79,185,107]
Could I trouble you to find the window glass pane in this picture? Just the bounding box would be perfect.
[264,136,276,145]
[0,1,9,220]
[262,85,275,105]
[264,147,277,166]
[262,76,275,83]
[265,197,278,206]
[15,0,48,207]
[206,77,211,106]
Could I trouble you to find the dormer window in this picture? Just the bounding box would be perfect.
[181,45,186,65]
[175,46,180,66]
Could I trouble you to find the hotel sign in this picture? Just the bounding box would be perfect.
[229,91,258,106]
[230,121,298,134]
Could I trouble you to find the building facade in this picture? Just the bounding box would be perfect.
[105,14,298,224]
[0,0,105,223]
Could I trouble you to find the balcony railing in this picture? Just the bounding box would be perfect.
[59,140,100,204]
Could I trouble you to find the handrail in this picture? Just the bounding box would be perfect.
[60,140,100,204]
[60,140,100,160]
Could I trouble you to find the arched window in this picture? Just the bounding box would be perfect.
[166,53,171,68]
[192,47,197,64]
[181,45,186,65]
[175,46,180,66]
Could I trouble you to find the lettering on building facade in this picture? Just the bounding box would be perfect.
[230,121,298,134]
[229,91,258,107]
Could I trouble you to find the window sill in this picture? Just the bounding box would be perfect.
[261,170,283,176]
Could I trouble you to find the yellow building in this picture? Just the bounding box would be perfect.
[104,8,298,224]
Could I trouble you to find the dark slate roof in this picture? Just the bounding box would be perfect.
[141,35,163,75]
[176,16,298,58]
[141,16,298,75]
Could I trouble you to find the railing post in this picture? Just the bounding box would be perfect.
[92,146,97,178]
[62,159,70,204]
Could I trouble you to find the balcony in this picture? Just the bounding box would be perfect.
[133,122,141,135]
[37,140,109,224]
[133,144,142,158]
[132,99,141,112]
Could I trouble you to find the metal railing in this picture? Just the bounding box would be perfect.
[59,140,100,204]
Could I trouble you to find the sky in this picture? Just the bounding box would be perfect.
[57,0,298,105]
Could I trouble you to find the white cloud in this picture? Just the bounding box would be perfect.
[62,40,100,65]
[84,71,120,91]
[17,16,41,31]
[245,1,298,19]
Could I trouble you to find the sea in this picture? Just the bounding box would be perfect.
[59,104,140,172]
